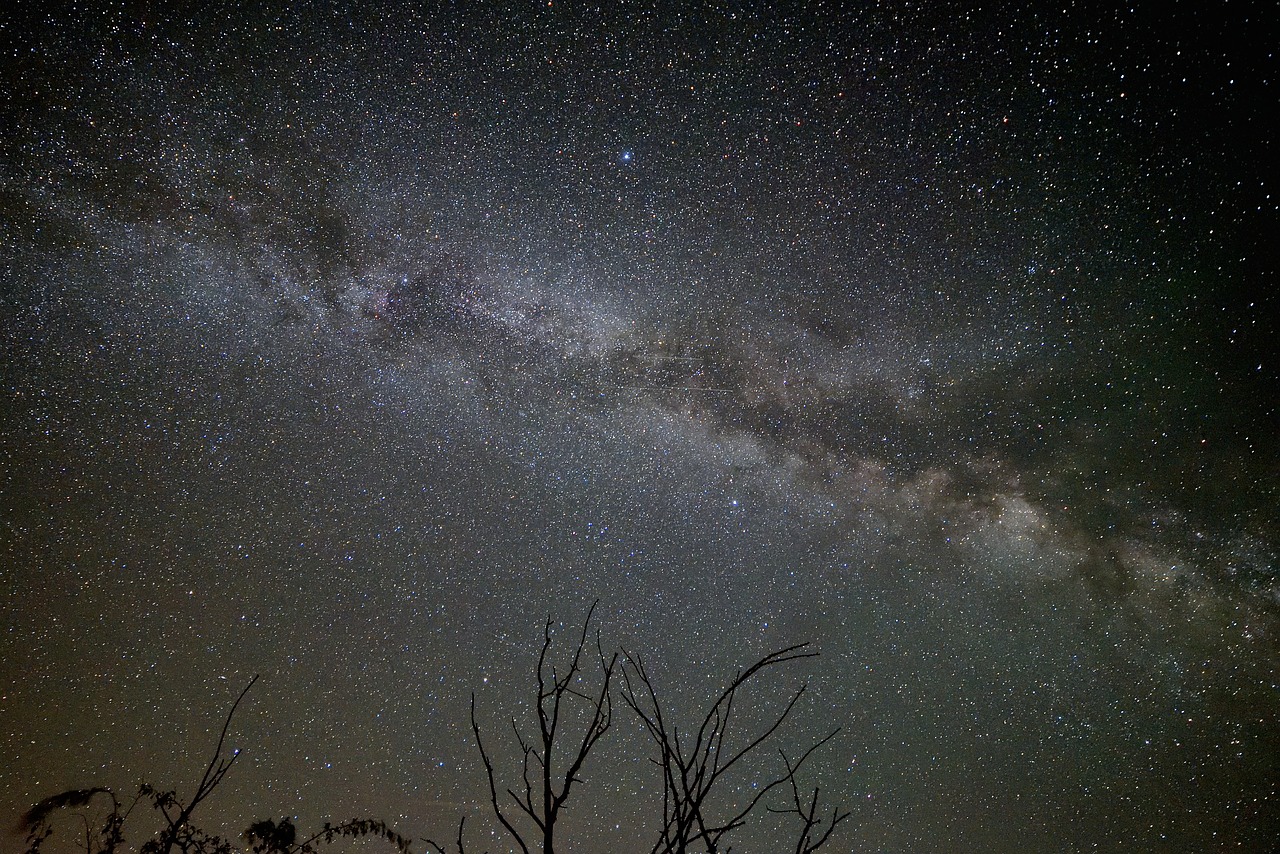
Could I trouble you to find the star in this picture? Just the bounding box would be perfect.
[1,3,1274,852]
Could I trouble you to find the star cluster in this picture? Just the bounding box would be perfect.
[1,2,1275,851]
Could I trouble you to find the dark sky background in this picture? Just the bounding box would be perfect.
[1,1,1276,851]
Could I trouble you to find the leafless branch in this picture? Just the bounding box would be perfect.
[468,603,616,854]
[23,679,258,854]
[471,695,530,854]
[151,674,259,854]
[764,729,850,853]
[423,814,484,854]
[620,644,822,854]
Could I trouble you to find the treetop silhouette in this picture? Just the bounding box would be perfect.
[22,609,847,854]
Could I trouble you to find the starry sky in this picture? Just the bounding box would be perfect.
[1,1,1276,851]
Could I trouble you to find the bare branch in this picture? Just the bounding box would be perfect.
[767,731,851,854]
[621,645,824,854]
[467,603,613,854]
[423,814,486,854]
[150,675,259,854]
[470,694,531,854]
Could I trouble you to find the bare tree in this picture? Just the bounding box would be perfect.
[22,619,849,854]
[463,603,618,854]
[620,643,845,854]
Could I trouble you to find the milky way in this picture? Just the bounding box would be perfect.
[1,3,1276,852]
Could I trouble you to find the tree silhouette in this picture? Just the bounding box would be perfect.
[465,603,618,854]
[19,675,411,854]
[767,738,852,854]
[146,675,258,854]
[19,788,130,854]
[620,644,843,854]
[24,613,848,854]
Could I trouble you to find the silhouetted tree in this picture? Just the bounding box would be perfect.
[19,788,130,854]
[421,815,472,854]
[768,738,852,854]
[462,603,618,854]
[146,675,258,854]
[25,616,849,854]
[243,817,411,854]
[620,643,843,854]
[20,675,411,854]
[437,624,848,853]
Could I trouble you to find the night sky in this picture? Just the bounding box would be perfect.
[1,1,1276,851]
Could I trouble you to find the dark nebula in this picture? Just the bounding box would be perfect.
[1,2,1275,851]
